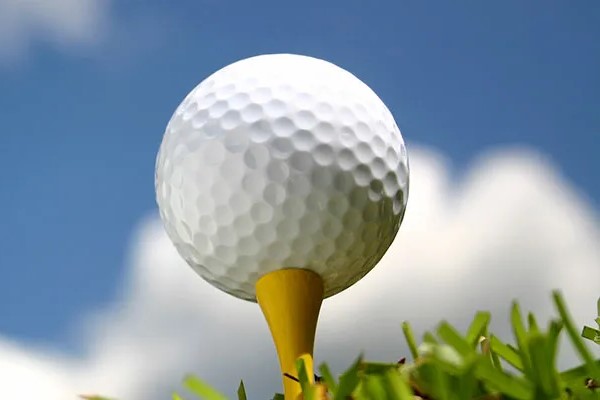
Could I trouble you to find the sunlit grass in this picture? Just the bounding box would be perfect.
[87,291,600,400]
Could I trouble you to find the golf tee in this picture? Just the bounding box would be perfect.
[256,268,324,400]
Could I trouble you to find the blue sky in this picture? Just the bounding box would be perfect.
[0,0,598,357]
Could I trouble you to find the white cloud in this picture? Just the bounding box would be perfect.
[0,145,598,399]
[0,339,75,398]
[0,0,110,62]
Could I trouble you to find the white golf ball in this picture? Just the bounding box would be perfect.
[155,54,409,301]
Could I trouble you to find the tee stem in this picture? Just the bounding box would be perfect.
[256,268,324,400]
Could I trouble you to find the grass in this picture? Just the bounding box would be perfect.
[84,291,600,400]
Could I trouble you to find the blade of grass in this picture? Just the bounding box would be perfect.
[527,312,540,334]
[318,362,337,393]
[362,361,398,374]
[559,360,600,398]
[431,363,451,400]
[334,356,363,400]
[80,396,114,400]
[414,362,449,400]
[490,347,503,372]
[553,291,600,379]
[184,376,228,400]
[527,333,559,396]
[172,393,184,400]
[546,320,563,367]
[361,374,387,400]
[431,344,466,374]
[511,301,533,378]
[437,321,473,357]
[560,360,600,382]
[383,369,414,400]
[456,362,478,400]
[475,359,532,399]
[423,331,439,344]
[385,371,414,400]
[582,326,600,344]
[466,312,491,347]
[236,380,247,400]
[480,336,503,371]
[489,335,523,371]
[295,357,313,398]
[402,321,419,360]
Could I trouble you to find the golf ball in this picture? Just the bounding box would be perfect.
[156,54,409,301]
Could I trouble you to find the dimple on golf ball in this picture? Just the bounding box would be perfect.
[155,54,409,301]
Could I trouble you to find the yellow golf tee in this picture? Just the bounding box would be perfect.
[256,269,324,400]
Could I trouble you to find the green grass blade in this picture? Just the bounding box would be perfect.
[475,359,532,399]
[318,362,337,392]
[489,335,523,371]
[414,362,448,400]
[527,333,559,396]
[432,344,466,374]
[402,321,419,360]
[175,293,600,400]
[559,360,600,398]
[582,326,600,344]
[481,336,504,371]
[334,356,363,400]
[437,321,473,357]
[553,291,600,379]
[431,364,451,400]
[456,363,478,400]
[546,320,563,367]
[511,302,527,349]
[383,369,413,399]
[511,301,533,378]
[490,348,503,372]
[466,311,491,347]
[295,357,312,398]
[361,375,386,400]
[80,396,114,400]
[560,360,600,382]
[236,380,247,400]
[184,376,228,400]
[423,331,439,344]
[361,361,398,375]
[527,312,540,334]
